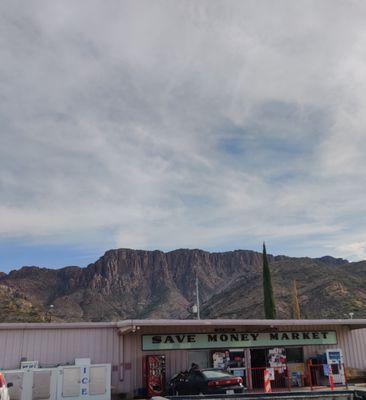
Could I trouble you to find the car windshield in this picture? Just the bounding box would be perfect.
[202,370,233,379]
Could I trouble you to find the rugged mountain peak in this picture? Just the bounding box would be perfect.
[0,248,364,322]
[316,255,349,266]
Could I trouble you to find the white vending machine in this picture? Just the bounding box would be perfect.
[326,349,346,385]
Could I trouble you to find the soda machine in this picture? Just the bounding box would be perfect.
[144,355,166,397]
[326,349,346,385]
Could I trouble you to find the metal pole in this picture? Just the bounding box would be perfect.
[308,361,313,390]
[195,274,200,319]
[286,365,291,391]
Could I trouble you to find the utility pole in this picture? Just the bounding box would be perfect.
[45,304,54,323]
[195,273,201,320]
[291,280,301,319]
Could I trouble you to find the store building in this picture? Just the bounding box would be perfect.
[1,319,366,397]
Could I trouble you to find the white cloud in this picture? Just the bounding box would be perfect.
[1,0,366,261]
[336,242,366,261]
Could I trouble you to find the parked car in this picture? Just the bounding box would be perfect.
[0,373,13,400]
[167,370,189,395]
[168,368,244,395]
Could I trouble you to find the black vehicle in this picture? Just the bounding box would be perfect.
[168,369,244,395]
[167,370,189,395]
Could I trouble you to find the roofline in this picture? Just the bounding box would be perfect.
[0,319,366,330]
[116,318,366,330]
[0,321,118,330]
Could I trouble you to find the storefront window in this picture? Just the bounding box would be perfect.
[286,347,304,363]
[211,350,245,369]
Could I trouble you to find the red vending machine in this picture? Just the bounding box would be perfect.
[144,355,166,397]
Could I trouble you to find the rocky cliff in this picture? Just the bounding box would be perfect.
[0,248,365,322]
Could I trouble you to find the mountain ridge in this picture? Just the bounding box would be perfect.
[0,248,364,322]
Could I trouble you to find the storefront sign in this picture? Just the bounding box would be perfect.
[142,330,337,350]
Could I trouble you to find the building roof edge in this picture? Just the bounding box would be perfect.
[1,319,366,330]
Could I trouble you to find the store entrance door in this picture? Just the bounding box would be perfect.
[250,349,266,389]
[187,350,209,370]
[251,348,266,367]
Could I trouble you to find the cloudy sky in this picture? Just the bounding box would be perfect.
[1,1,366,271]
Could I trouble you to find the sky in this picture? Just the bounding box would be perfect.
[1,1,366,272]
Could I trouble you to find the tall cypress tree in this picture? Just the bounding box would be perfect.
[263,242,276,319]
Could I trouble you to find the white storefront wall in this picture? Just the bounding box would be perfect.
[0,321,366,396]
[119,324,366,395]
